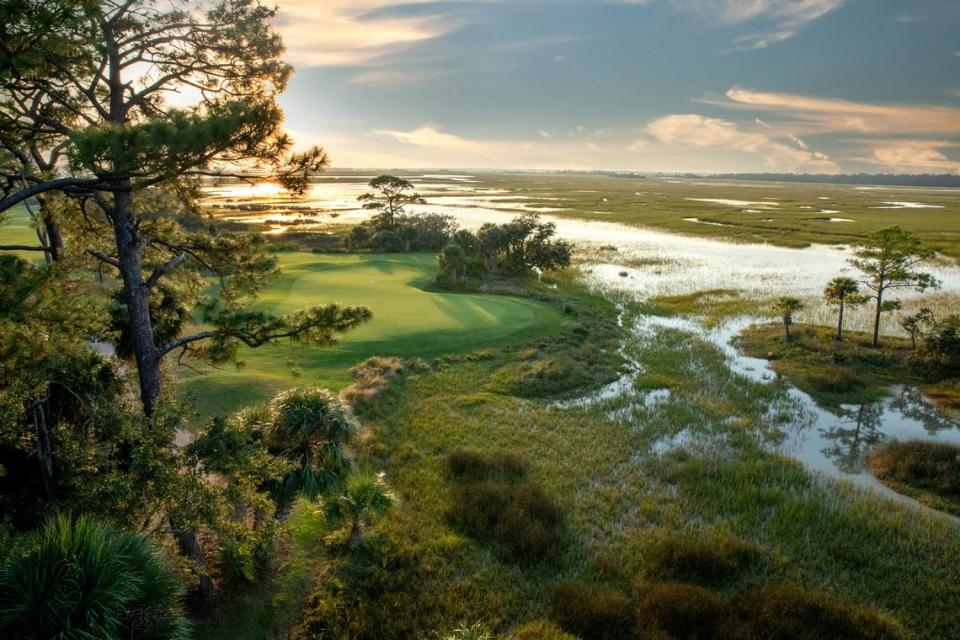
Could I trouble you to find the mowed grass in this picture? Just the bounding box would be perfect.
[0,205,46,261]
[177,252,565,418]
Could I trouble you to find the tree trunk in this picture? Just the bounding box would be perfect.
[111,188,162,416]
[30,401,56,501]
[872,291,883,348]
[348,517,362,549]
[42,213,65,262]
[783,318,791,341]
[836,300,844,341]
[172,525,217,603]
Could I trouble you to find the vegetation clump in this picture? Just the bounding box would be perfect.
[634,581,733,640]
[341,356,414,413]
[736,584,906,640]
[550,583,634,640]
[446,448,528,482]
[869,440,960,515]
[643,530,761,585]
[737,325,913,405]
[508,620,579,640]
[445,449,565,564]
[435,214,573,287]
[0,515,190,640]
[346,175,459,252]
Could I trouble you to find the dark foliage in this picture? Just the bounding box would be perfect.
[551,583,634,640]
[0,515,190,640]
[736,584,906,640]
[644,531,760,585]
[635,581,733,640]
[869,440,960,501]
[446,448,528,482]
[445,451,564,564]
[911,315,960,379]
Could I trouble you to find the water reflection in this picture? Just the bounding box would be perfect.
[783,386,960,492]
[818,403,885,475]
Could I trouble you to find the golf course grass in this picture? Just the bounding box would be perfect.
[177,252,565,418]
[0,206,45,261]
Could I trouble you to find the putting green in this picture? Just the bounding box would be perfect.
[178,252,565,418]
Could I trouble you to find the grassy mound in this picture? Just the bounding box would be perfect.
[445,449,566,565]
[642,530,762,585]
[551,580,906,640]
[869,440,960,515]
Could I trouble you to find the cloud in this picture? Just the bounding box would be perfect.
[861,141,960,174]
[646,113,838,171]
[647,0,844,49]
[373,124,488,151]
[719,87,960,136]
[275,1,459,67]
[538,129,552,139]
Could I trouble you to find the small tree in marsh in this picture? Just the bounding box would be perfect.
[357,175,425,227]
[899,308,935,350]
[849,227,939,347]
[823,276,867,341]
[772,296,804,341]
[325,472,396,549]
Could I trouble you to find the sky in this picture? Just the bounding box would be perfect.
[270,0,960,173]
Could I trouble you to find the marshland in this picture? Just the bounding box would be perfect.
[2,2,960,640]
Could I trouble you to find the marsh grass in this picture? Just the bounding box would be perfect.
[289,293,960,639]
[869,441,960,515]
[736,324,919,406]
[646,289,771,328]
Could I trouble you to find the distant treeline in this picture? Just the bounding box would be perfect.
[582,171,960,188]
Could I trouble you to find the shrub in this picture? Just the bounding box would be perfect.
[446,448,528,482]
[736,584,907,640]
[445,452,564,564]
[911,316,960,380]
[495,484,565,563]
[635,581,734,640]
[341,356,408,413]
[869,440,960,501]
[551,583,633,640]
[0,514,190,640]
[447,481,515,536]
[644,530,759,584]
[508,620,579,640]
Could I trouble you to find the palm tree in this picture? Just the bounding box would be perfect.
[823,276,862,341]
[0,514,190,640]
[772,296,804,341]
[325,472,396,549]
[265,387,357,519]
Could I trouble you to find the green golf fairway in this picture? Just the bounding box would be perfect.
[178,252,565,418]
[0,206,45,261]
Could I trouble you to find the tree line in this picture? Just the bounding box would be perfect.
[345,175,574,287]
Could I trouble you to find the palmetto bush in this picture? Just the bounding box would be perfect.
[265,387,357,517]
[0,514,189,640]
